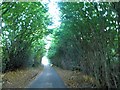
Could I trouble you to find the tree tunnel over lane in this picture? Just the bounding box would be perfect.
[1,1,120,88]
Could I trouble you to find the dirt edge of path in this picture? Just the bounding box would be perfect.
[2,66,43,88]
[54,66,100,88]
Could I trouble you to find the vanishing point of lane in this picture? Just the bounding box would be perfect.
[27,65,67,88]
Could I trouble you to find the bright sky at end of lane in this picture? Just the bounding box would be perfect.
[41,56,50,66]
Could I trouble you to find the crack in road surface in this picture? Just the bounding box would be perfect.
[27,65,67,88]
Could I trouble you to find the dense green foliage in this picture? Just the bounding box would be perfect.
[1,2,49,72]
[1,1,120,88]
[48,2,119,88]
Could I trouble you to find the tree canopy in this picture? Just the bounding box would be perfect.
[1,1,120,88]
[1,2,50,72]
[48,2,120,88]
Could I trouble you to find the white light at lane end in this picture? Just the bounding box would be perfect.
[41,56,49,66]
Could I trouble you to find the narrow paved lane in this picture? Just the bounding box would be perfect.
[27,65,66,88]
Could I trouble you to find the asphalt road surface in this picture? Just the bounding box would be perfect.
[27,65,67,88]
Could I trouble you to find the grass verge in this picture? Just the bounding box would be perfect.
[54,66,100,88]
[2,66,43,88]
